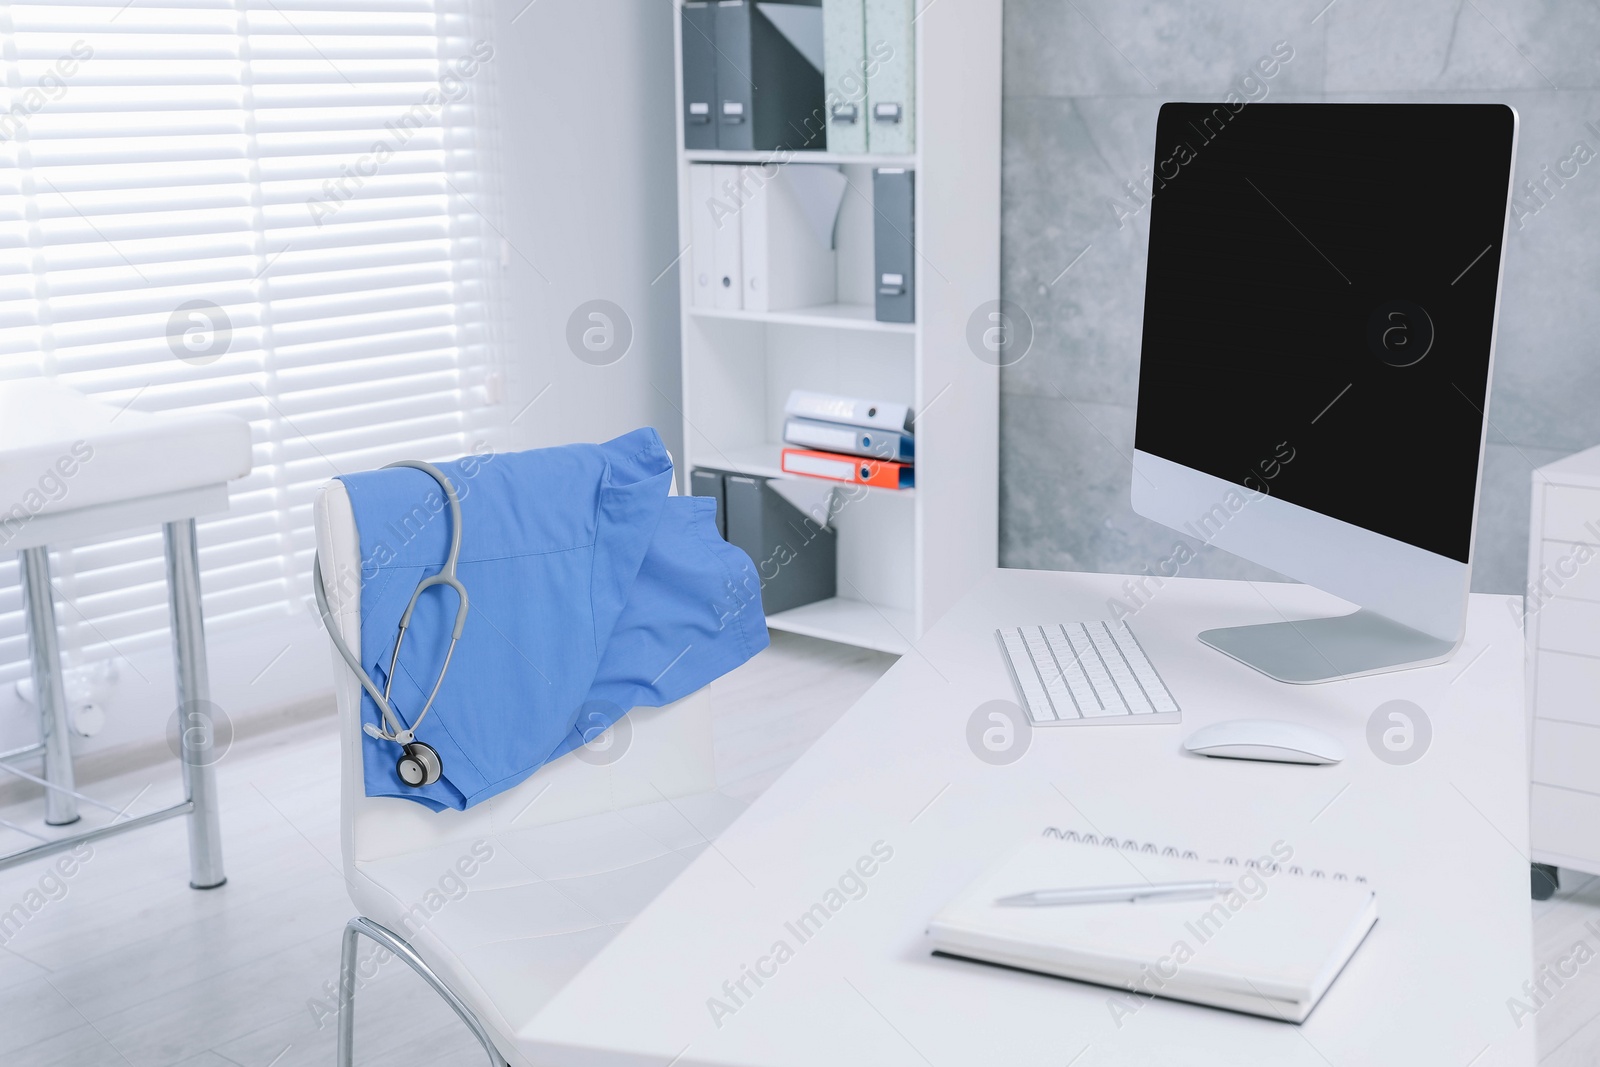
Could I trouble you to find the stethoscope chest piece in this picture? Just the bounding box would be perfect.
[397,741,443,787]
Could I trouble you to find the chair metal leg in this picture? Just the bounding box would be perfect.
[163,519,226,889]
[338,920,361,1067]
[19,546,78,827]
[338,916,506,1067]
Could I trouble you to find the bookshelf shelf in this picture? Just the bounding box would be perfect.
[687,303,916,334]
[673,0,1000,654]
[684,149,921,168]
[764,597,914,656]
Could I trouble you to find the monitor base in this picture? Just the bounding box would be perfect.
[1198,609,1458,684]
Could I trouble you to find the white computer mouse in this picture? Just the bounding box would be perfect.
[1183,719,1345,765]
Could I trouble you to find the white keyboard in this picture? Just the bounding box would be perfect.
[996,622,1182,726]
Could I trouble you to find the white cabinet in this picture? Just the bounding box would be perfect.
[1526,445,1600,876]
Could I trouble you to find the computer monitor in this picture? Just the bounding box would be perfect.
[1131,103,1518,683]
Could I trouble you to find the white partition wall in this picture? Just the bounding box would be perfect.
[497,0,684,459]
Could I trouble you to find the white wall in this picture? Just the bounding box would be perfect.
[0,609,332,782]
[490,0,686,461]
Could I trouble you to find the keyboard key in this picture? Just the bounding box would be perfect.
[1112,624,1180,713]
[1027,626,1082,719]
[1090,624,1155,714]
[1043,626,1095,716]
[1021,627,1066,721]
[1000,628,1053,722]
[1064,624,1123,716]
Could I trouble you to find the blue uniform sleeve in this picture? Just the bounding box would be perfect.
[546,492,769,761]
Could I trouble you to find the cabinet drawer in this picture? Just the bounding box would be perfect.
[1538,540,1600,604]
[1534,650,1600,727]
[1532,785,1600,870]
[1537,597,1600,657]
[1532,719,1600,792]
[1543,485,1600,545]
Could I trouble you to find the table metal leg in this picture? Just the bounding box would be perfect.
[19,546,78,827]
[163,519,226,889]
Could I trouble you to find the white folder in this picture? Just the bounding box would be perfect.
[711,164,744,311]
[741,165,843,313]
[689,164,717,309]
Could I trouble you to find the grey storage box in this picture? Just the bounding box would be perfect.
[691,468,837,615]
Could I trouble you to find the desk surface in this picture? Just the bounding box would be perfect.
[522,570,1534,1066]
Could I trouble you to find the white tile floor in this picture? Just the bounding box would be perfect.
[1531,870,1600,1064]
[0,630,1596,1064]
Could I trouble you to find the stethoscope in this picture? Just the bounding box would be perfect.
[313,460,469,789]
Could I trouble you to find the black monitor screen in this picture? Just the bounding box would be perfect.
[1134,102,1515,564]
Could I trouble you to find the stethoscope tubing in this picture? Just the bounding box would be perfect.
[312,459,469,752]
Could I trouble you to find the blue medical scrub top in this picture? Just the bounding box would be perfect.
[337,429,767,810]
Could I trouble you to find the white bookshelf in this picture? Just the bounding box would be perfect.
[671,1,1001,655]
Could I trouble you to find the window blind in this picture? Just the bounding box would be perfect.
[0,0,495,683]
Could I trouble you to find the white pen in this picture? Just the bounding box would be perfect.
[995,880,1231,907]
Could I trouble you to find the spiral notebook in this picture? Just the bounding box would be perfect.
[928,829,1378,1023]
[1036,826,1370,883]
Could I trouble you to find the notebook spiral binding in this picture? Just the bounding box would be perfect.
[1040,826,1368,885]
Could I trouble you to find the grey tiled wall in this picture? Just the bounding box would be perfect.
[999,0,1600,594]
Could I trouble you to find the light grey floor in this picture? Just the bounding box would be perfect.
[1531,870,1600,1065]
[0,631,1595,1065]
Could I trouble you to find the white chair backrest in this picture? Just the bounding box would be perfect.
[312,478,717,869]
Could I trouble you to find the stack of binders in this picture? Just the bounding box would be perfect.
[679,3,917,324]
[681,1,826,153]
[780,389,914,490]
[822,0,917,155]
[689,467,837,616]
[680,0,917,155]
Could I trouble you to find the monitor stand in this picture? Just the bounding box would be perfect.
[1198,609,1458,684]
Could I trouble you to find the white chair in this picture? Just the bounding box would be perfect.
[313,477,746,1067]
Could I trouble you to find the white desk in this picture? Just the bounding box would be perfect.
[521,570,1534,1066]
